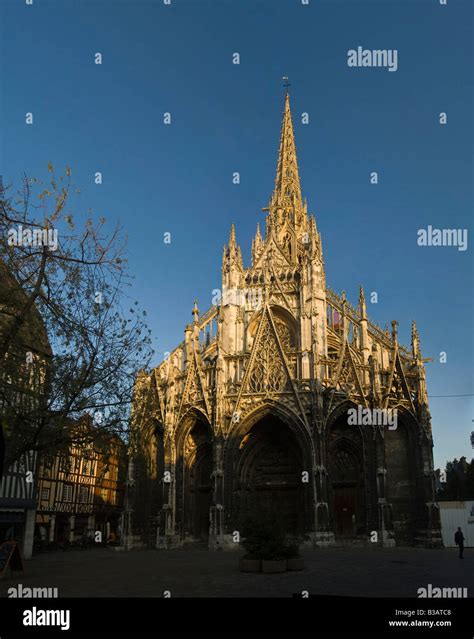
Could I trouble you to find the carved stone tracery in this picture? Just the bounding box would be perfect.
[248,319,288,393]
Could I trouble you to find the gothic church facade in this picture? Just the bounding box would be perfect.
[131,94,442,549]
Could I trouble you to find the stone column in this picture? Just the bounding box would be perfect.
[162,437,178,548]
[314,424,334,547]
[375,432,395,547]
[210,436,227,550]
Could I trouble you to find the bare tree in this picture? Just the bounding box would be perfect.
[0,165,153,468]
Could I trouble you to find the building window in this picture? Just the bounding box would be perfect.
[41,488,50,501]
[60,457,71,473]
[62,484,73,502]
[79,486,89,503]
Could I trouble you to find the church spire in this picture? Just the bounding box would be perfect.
[229,223,237,251]
[272,92,303,209]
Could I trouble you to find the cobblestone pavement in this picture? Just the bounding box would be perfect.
[0,546,472,598]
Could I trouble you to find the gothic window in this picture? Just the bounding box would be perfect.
[327,305,343,335]
[332,448,358,483]
[249,320,288,393]
[273,316,293,351]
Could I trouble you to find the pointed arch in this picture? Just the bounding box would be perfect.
[326,400,369,538]
[175,406,212,453]
[174,407,213,542]
[225,399,313,459]
[176,351,210,423]
[223,401,314,535]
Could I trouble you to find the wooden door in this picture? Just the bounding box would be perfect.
[334,486,357,537]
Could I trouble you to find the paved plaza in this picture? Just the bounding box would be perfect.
[0,546,472,598]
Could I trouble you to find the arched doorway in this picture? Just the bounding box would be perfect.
[182,419,213,541]
[236,413,305,534]
[330,443,361,537]
[328,409,367,539]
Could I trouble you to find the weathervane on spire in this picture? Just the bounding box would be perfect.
[282,75,291,94]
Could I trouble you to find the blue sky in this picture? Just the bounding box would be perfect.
[1,0,472,469]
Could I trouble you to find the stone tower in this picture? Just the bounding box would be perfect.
[131,92,442,550]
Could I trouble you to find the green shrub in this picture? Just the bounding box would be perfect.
[241,507,290,560]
